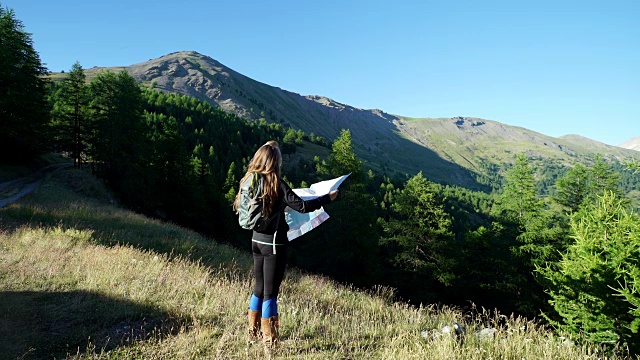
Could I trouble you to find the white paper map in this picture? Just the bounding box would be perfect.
[285,173,350,240]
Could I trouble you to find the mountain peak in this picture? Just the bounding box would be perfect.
[160,50,205,58]
[619,136,640,151]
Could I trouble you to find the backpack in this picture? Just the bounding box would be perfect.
[238,172,283,253]
[238,172,265,231]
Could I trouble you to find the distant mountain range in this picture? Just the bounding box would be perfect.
[56,51,639,190]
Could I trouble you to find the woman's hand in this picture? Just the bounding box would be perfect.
[329,190,339,201]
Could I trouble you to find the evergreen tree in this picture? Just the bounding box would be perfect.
[554,163,588,214]
[0,4,50,160]
[380,172,456,302]
[144,112,192,217]
[88,71,150,207]
[494,153,567,314]
[496,153,540,220]
[555,157,623,213]
[588,155,622,200]
[290,129,381,287]
[224,161,238,203]
[319,129,363,182]
[51,61,89,168]
[456,222,523,311]
[628,161,640,173]
[540,192,640,355]
[494,154,564,267]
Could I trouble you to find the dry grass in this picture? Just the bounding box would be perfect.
[0,169,629,359]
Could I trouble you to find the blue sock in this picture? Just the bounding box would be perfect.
[262,298,277,318]
[249,294,263,312]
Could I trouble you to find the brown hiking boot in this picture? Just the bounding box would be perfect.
[261,315,279,355]
[247,309,261,344]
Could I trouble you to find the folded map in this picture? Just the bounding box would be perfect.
[285,173,350,240]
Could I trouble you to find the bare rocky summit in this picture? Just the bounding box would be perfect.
[619,137,640,151]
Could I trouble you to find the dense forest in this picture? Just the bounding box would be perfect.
[2,4,639,356]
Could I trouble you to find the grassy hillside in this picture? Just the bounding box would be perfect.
[0,169,621,359]
[397,117,638,167]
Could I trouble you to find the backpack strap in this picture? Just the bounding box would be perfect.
[272,209,281,254]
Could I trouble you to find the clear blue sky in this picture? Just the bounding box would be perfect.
[7,0,639,146]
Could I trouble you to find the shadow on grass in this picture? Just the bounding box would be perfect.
[0,290,187,360]
[0,170,253,276]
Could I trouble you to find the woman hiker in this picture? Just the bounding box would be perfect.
[233,141,338,354]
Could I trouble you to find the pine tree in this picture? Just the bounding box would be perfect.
[291,129,381,287]
[144,112,191,214]
[88,70,150,206]
[554,163,588,213]
[587,155,621,200]
[495,153,567,314]
[554,157,623,213]
[380,172,456,291]
[497,153,540,220]
[0,4,50,160]
[224,162,238,203]
[51,61,89,168]
[540,191,640,354]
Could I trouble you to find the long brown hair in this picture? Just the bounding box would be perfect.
[233,141,282,219]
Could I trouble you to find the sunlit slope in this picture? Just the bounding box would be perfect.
[397,117,638,170]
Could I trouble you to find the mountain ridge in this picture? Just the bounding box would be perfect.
[57,50,639,189]
[619,136,640,151]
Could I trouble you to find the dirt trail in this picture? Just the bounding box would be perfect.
[0,164,72,208]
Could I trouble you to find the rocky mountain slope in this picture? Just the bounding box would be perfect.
[74,51,639,189]
[620,137,640,151]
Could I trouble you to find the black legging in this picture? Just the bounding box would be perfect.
[252,241,288,300]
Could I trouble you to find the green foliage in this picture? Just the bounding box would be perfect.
[495,153,540,220]
[380,172,456,290]
[540,192,640,354]
[497,154,570,268]
[87,71,151,208]
[283,127,304,146]
[553,156,626,214]
[617,266,640,335]
[318,129,364,181]
[143,112,195,218]
[49,61,90,168]
[490,154,570,314]
[290,129,382,287]
[309,132,327,146]
[588,155,623,200]
[554,163,589,213]
[456,223,512,292]
[627,160,640,173]
[0,4,51,160]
